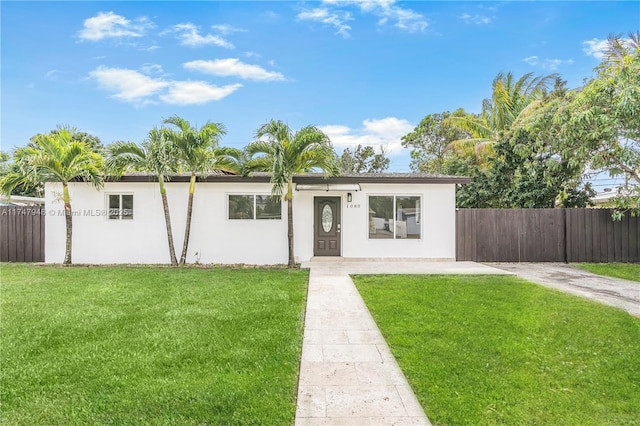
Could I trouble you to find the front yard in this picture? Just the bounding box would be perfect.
[354,274,640,425]
[0,265,308,425]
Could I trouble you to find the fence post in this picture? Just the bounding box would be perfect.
[563,208,568,263]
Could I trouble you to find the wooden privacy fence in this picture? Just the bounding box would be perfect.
[0,206,45,262]
[456,208,640,263]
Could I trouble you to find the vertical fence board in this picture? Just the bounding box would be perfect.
[585,210,593,262]
[456,210,463,260]
[471,209,478,261]
[620,217,630,263]
[33,211,41,262]
[16,214,25,262]
[570,209,579,262]
[629,216,640,262]
[0,211,7,262]
[605,212,615,263]
[597,211,607,263]
[613,216,622,262]
[8,212,17,261]
[40,209,46,261]
[24,214,34,262]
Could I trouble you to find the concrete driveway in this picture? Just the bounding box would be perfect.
[489,263,640,317]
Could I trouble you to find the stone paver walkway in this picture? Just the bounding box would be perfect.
[295,260,510,425]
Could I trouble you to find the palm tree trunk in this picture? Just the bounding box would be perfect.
[159,175,178,266]
[287,180,295,268]
[180,174,196,265]
[62,182,72,265]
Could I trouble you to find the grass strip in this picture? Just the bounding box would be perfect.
[576,263,640,283]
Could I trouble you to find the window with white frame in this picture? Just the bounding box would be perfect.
[107,194,134,220]
[368,195,420,239]
[228,194,281,220]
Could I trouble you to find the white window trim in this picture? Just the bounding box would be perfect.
[105,193,134,221]
[226,193,282,221]
[367,194,422,241]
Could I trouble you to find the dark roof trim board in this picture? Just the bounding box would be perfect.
[104,172,470,185]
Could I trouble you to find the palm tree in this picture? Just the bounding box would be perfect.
[244,120,337,268]
[106,129,179,266]
[446,72,557,158]
[163,115,241,265]
[0,126,103,264]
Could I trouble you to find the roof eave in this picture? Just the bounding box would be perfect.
[105,173,471,185]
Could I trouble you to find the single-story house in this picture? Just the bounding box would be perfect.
[44,173,469,264]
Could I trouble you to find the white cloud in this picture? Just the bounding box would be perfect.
[160,81,242,105]
[459,13,492,25]
[380,4,428,33]
[582,38,609,59]
[582,37,636,59]
[139,64,164,75]
[297,8,352,38]
[300,0,426,36]
[89,66,169,102]
[79,11,152,41]
[320,117,414,154]
[184,59,285,81]
[211,24,246,35]
[45,70,61,81]
[352,0,427,33]
[89,65,240,105]
[169,23,234,48]
[523,55,574,70]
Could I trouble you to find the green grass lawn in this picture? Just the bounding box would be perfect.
[353,275,640,426]
[0,264,308,426]
[576,263,640,283]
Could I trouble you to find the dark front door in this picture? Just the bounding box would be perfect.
[314,197,341,256]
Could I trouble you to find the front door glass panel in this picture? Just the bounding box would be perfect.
[322,204,333,232]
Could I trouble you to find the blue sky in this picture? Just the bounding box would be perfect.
[2,1,638,187]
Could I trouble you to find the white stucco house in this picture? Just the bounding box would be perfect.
[44,173,469,264]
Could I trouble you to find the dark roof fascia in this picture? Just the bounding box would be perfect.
[104,173,470,185]
[106,174,272,183]
[293,175,471,185]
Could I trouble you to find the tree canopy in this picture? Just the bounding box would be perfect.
[339,145,390,174]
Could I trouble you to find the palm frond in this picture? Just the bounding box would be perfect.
[106,141,146,176]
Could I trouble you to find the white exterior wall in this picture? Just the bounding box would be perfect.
[45,181,457,264]
[45,181,288,264]
[293,184,457,261]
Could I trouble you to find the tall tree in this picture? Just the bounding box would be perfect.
[244,120,337,268]
[339,145,389,174]
[163,116,240,265]
[567,32,639,216]
[0,151,43,197]
[106,129,180,266]
[0,127,103,264]
[401,109,471,173]
[446,72,557,159]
